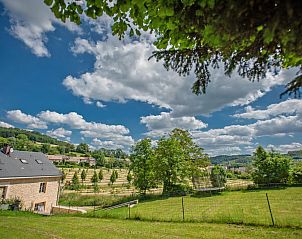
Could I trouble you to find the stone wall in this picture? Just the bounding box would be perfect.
[0,177,60,214]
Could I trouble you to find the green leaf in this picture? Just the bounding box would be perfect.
[44,0,53,6]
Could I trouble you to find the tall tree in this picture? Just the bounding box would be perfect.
[46,0,302,96]
[76,143,89,154]
[129,138,157,194]
[252,146,291,184]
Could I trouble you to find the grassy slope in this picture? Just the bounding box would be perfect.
[92,187,302,227]
[0,212,301,239]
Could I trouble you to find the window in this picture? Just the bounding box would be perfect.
[34,202,45,212]
[39,183,46,193]
[20,159,28,164]
[35,159,43,164]
[0,187,6,199]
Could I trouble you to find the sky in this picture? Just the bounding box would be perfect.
[0,0,301,155]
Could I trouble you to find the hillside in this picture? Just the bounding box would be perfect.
[210,154,252,166]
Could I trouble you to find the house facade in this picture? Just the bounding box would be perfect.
[0,146,62,214]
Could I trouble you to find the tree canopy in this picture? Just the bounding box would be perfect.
[45,0,302,96]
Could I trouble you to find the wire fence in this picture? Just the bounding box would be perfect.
[86,186,302,228]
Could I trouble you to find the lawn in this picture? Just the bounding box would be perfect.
[0,211,301,239]
[91,187,302,227]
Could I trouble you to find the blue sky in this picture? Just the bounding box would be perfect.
[0,0,301,155]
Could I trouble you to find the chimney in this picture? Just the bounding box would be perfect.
[2,144,12,156]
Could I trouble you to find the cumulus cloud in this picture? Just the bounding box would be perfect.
[234,99,302,120]
[1,0,80,57]
[0,121,14,128]
[6,109,134,149]
[7,110,47,129]
[46,127,72,140]
[141,112,207,137]
[38,110,129,138]
[266,142,302,153]
[63,33,296,117]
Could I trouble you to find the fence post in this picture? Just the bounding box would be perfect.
[128,204,131,219]
[266,193,275,226]
[181,196,185,221]
[93,200,96,217]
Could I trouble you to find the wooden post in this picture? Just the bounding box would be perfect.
[266,193,275,226]
[181,197,185,221]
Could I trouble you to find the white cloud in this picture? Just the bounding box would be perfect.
[46,127,72,140]
[92,136,134,150]
[7,110,47,129]
[96,101,106,108]
[1,0,81,57]
[266,143,302,153]
[234,99,302,120]
[141,112,207,137]
[63,33,296,117]
[0,121,14,128]
[38,110,130,139]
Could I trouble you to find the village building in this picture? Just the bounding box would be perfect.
[47,154,96,166]
[0,145,62,214]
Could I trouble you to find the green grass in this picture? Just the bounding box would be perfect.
[90,187,302,227]
[0,211,301,239]
[59,193,138,207]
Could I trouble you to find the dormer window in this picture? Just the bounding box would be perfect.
[20,159,28,164]
[35,159,43,164]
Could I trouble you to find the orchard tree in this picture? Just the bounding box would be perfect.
[72,171,80,190]
[252,146,291,184]
[110,170,118,186]
[98,169,103,182]
[45,0,302,96]
[81,169,87,184]
[91,170,99,184]
[129,138,157,194]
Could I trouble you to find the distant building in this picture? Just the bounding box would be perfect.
[47,155,96,166]
[0,145,62,214]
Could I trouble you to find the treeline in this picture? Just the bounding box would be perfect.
[0,127,72,147]
[210,154,252,166]
[0,127,129,165]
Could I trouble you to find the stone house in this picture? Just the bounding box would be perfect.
[47,154,96,166]
[0,145,62,214]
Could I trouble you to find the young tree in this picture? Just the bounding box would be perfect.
[98,169,103,182]
[210,166,227,187]
[130,138,157,194]
[110,170,118,186]
[72,171,80,191]
[252,146,291,184]
[81,169,87,184]
[91,170,99,184]
[91,170,99,193]
[127,171,132,185]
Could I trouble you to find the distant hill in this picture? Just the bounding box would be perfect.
[210,154,252,166]
[288,150,302,160]
[0,127,72,147]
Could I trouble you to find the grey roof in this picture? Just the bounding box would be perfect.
[0,150,62,179]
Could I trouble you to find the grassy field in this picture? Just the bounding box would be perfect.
[90,187,302,227]
[0,211,301,239]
